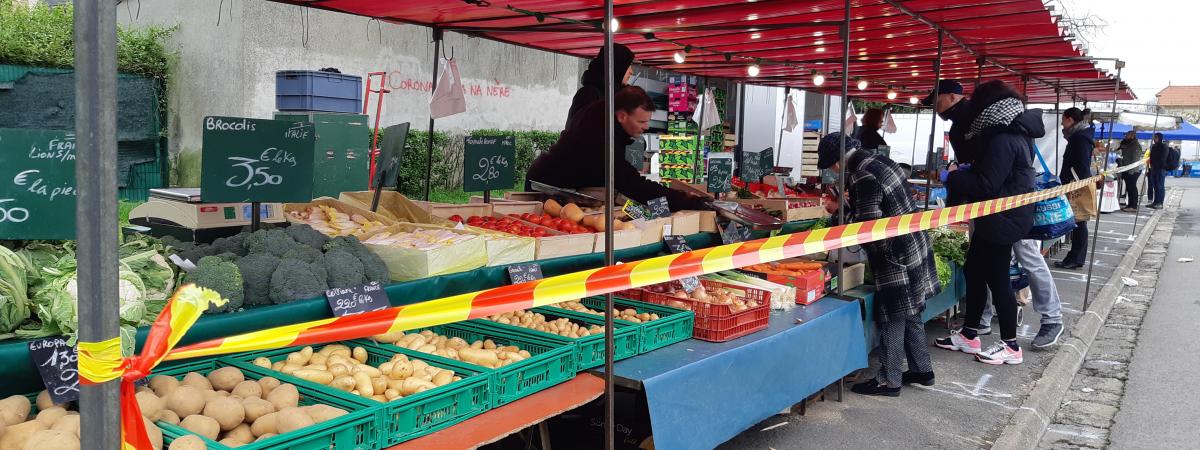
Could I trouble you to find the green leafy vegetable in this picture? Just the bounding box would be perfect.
[935,256,952,288]
[0,246,32,335]
[930,226,968,266]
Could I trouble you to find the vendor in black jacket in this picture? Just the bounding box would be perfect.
[1055,107,1095,269]
[527,86,709,212]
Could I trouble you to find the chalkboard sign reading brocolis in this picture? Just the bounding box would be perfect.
[201,117,317,203]
[463,135,516,192]
[0,128,77,240]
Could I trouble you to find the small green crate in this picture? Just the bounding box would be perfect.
[361,323,576,407]
[225,341,490,448]
[470,309,639,370]
[543,297,694,354]
[155,358,378,450]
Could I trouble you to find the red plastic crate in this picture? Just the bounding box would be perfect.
[637,279,771,342]
[639,279,771,319]
[738,262,826,305]
[692,314,770,342]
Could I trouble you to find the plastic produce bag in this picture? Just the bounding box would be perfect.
[430,57,467,119]
[692,88,721,131]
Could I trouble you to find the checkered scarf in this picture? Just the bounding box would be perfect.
[965,97,1024,141]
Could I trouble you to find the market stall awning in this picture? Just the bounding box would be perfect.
[1098,120,1200,142]
[273,0,1134,104]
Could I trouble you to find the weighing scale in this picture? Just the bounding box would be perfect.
[128,188,285,243]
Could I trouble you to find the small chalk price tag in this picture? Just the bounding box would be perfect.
[646,196,671,219]
[662,235,700,292]
[325,282,389,317]
[507,262,544,284]
[28,337,79,404]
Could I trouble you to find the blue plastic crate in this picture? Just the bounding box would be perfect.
[276,70,362,113]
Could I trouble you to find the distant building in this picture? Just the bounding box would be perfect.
[1155,85,1200,123]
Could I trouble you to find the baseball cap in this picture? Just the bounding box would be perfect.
[921,80,964,106]
[817,132,861,170]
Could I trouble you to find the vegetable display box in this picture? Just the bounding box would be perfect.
[225,341,490,448]
[738,259,827,305]
[470,309,640,370]
[355,223,489,281]
[733,197,826,222]
[638,279,771,342]
[155,358,379,450]
[541,296,695,354]
[364,322,576,407]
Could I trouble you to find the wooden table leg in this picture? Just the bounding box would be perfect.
[538,421,552,450]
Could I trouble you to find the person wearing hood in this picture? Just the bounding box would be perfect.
[857,108,888,152]
[1055,107,1095,270]
[816,132,940,396]
[528,86,710,212]
[566,44,636,127]
[1147,132,1168,209]
[1117,130,1143,212]
[934,80,1038,366]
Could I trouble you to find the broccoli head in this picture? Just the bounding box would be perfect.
[177,244,218,265]
[285,224,330,251]
[269,259,329,304]
[321,249,366,289]
[183,257,244,313]
[213,234,249,257]
[245,229,299,257]
[324,236,389,283]
[281,245,323,264]
[236,253,281,306]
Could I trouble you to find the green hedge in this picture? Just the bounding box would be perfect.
[374,129,559,200]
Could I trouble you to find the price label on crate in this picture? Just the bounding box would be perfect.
[662,235,699,292]
[201,116,316,203]
[507,262,544,284]
[28,337,79,404]
[463,135,516,192]
[325,281,389,317]
[622,199,651,220]
[646,196,671,219]
[0,129,77,240]
[707,155,734,193]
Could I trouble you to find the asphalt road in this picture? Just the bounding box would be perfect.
[1108,178,1200,449]
[717,186,1161,449]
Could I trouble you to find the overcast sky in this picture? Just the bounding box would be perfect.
[1064,0,1194,103]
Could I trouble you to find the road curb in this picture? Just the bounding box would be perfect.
[991,196,1172,450]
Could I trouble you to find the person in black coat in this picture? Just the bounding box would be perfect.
[527,86,709,212]
[565,44,636,127]
[935,81,1037,366]
[1147,133,1168,208]
[858,108,888,151]
[1055,107,1095,269]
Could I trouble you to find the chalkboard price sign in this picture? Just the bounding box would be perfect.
[741,150,765,182]
[201,117,316,203]
[760,147,775,176]
[707,156,734,193]
[0,128,77,240]
[646,197,671,219]
[622,199,650,221]
[325,282,389,317]
[662,235,699,291]
[28,338,79,404]
[720,221,753,245]
[463,135,516,192]
[507,262,544,284]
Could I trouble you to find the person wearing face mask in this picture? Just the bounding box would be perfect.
[1054,107,1095,270]
[527,86,710,212]
[566,44,636,127]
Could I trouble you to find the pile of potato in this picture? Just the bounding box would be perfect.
[373,330,533,369]
[0,391,83,450]
[138,366,346,448]
[552,301,661,323]
[250,344,461,402]
[482,310,605,338]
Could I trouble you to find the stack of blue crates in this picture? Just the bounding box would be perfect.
[276,70,362,113]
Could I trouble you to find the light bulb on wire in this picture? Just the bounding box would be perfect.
[673,51,686,64]
[813,73,825,86]
[909,95,919,105]
[886,89,898,100]
[856,79,868,90]
[610,18,620,32]
[747,64,760,77]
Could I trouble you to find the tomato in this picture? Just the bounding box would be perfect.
[448,214,463,223]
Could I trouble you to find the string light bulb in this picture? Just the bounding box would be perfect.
[673,51,686,63]
[610,18,620,32]
[886,88,898,100]
[856,79,868,90]
[813,72,825,86]
[909,95,919,105]
[747,64,760,77]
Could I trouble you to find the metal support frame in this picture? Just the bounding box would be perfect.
[602,1,616,448]
[835,0,850,401]
[424,28,443,201]
[925,30,944,210]
[736,83,747,178]
[75,0,121,447]
[441,22,838,34]
[776,87,790,167]
[910,107,921,169]
[692,77,708,183]
[1055,90,1062,173]
[1083,61,1124,310]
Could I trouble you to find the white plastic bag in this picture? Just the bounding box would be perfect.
[429,58,466,119]
[783,92,800,132]
[692,88,721,131]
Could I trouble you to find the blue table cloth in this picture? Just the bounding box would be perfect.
[600,298,867,450]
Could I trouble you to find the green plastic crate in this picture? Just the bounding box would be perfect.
[363,322,576,407]
[225,341,490,448]
[119,159,165,202]
[155,358,378,450]
[545,297,695,354]
[470,309,639,370]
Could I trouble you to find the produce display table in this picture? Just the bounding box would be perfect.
[387,373,605,450]
[595,298,867,450]
[845,263,965,348]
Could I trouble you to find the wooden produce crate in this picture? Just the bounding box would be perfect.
[670,211,701,236]
[636,217,673,245]
[338,191,452,226]
[410,200,492,221]
[489,213,595,260]
[502,192,548,202]
[283,197,398,237]
[734,197,827,222]
[738,258,828,305]
[470,196,544,215]
[357,223,488,281]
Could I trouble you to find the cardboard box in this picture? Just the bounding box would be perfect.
[670,211,701,236]
[733,198,827,222]
[503,192,548,202]
[592,228,641,252]
[840,263,866,291]
[637,217,673,245]
[486,212,594,260]
[738,258,828,305]
[336,191,449,226]
[470,196,543,215]
[410,200,492,221]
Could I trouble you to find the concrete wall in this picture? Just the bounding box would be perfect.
[119,1,583,186]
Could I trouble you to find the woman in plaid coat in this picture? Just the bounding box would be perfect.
[818,132,941,396]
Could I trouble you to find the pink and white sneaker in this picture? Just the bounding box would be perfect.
[934,329,982,354]
[976,343,1023,365]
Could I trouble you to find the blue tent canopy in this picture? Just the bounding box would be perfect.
[1097,121,1200,141]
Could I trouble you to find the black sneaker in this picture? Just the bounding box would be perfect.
[901,371,935,386]
[851,379,901,397]
[1032,323,1064,349]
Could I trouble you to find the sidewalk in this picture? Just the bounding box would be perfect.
[1108,178,1200,448]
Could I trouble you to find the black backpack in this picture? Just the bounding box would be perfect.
[1166,146,1182,171]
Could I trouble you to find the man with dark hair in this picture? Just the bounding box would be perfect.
[1147,132,1167,209]
[527,86,709,211]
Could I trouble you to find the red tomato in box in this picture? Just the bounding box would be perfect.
[448,214,463,223]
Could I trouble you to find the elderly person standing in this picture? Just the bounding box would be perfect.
[818,132,941,396]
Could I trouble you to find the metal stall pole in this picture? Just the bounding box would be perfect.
[975,56,984,89]
[75,0,121,447]
[910,108,921,169]
[736,83,747,178]
[1055,90,1061,173]
[835,0,851,403]
[1083,61,1124,311]
[925,30,944,210]
[602,2,617,449]
[776,87,790,167]
[424,28,443,201]
[692,77,708,183]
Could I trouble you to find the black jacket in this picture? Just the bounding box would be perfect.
[565,45,635,127]
[1059,125,1094,182]
[945,100,976,164]
[945,107,1041,245]
[528,100,706,212]
[1118,138,1143,168]
[1149,142,1168,170]
[858,127,887,151]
